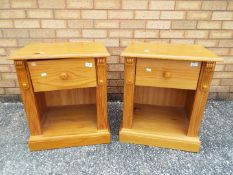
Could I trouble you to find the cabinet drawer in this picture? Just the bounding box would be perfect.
[28,58,97,92]
[135,59,201,90]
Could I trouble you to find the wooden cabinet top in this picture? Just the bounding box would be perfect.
[10,42,110,60]
[121,42,222,62]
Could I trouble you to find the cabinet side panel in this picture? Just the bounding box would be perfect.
[96,58,108,130]
[185,90,195,120]
[187,62,216,137]
[15,60,42,135]
[35,92,47,124]
[122,58,136,128]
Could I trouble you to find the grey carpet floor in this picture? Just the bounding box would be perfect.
[0,100,232,175]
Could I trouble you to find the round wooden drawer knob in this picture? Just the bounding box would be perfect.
[60,73,69,80]
[202,85,208,90]
[163,71,171,78]
[22,83,29,90]
[99,80,103,84]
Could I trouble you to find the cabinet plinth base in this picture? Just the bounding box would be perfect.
[29,130,110,151]
[120,129,200,152]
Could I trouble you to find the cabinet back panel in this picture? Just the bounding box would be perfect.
[134,86,187,107]
[45,88,96,107]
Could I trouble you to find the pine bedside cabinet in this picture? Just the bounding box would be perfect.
[10,42,110,151]
[120,42,222,152]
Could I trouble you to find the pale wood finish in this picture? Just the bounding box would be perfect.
[10,42,110,60]
[187,62,216,137]
[29,104,110,150]
[136,59,201,90]
[12,42,110,151]
[122,57,136,128]
[120,129,200,152]
[35,92,47,124]
[43,105,97,136]
[28,58,97,92]
[132,104,188,135]
[121,42,222,62]
[29,130,110,151]
[121,42,220,152]
[134,86,187,107]
[15,61,42,135]
[96,58,109,130]
[185,91,195,120]
[45,88,96,107]
[120,104,200,152]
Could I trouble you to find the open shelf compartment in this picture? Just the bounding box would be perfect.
[29,87,110,151]
[132,104,188,137]
[120,86,200,152]
[43,104,97,136]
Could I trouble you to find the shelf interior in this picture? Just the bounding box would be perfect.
[132,104,188,137]
[42,104,97,136]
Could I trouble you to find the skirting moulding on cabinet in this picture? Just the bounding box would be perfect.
[119,42,222,152]
[10,42,110,151]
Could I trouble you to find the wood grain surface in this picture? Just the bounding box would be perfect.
[122,57,136,128]
[134,86,188,107]
[29,104,110,150]
[135,58,201,90]
[10,42,110,60]
[45,88,96,106]
[28,58,97,92]
[15,60,42,135]
[121,42,222,62]
[96,58,109,130]
[120,104,200,152]
[187,62,216,137]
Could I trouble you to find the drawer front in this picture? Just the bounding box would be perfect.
[28,58,97,92]
[135,59,201,90]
